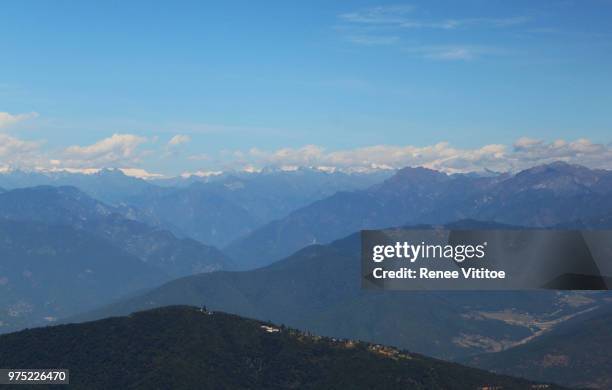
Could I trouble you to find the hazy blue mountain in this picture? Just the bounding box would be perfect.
[0,168,155,205]
[0,219,166,333]
[226,162,612,269]
[465,306,612,389]
[454,162,612,227]
[0,306,563,390]
[0,168,392,247]
[224,167,493,268]
[560,210,612,229]
[124,182,261,247]
[75,226,608,361]
[126,168,392,246]
[0,186,232,277]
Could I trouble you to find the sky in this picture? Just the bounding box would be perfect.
[1,0,612,177]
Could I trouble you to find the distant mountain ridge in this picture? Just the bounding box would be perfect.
[0,168,391,247]
[0,219,166,333]
[0,306,564,390]
[226,162,612,269]
[0,185,230,332]
[124,169,391,246]
[0,168,154,205]
[0,185,231,277]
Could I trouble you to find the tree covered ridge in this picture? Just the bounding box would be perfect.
[0,306,565,390]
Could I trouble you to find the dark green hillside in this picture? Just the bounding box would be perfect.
[465,306,612,389]
[0,306,563,390]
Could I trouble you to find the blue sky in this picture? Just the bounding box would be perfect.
[1,0,612,176]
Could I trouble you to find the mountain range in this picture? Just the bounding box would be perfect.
[0,186,228,332]
[226,162,612,269]
[2,162,612,388]
[123,168,391,246]
[0,219,166,333]
[0,168,154,205]
[0,186,231,277]
[0,168,390,247]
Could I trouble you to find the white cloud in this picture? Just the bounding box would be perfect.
[44,165,103,175]
[0,134,163,177]
[188,153,210,161]
[0,112,39,128]
[212,139,612,174]
[246,145,325,167]
[337,5,530,60]
[514,137,542,149]
[118,168,164,180]
[399,16,531,30]
[421,46,477,61]
[62,133,147,168]
[180,170,223,178]
[168,134,191,146]
[0,133,41,157]
[508,138,612,169]
[242,165,262,173]
[26,166,164,180]
[402,45,508,61]
[339,6,529,30]
[62,134,147,168]
[345,35,401,46]
[0,133,45,169]
[0,134,160,177]
[339,5,415,24]
[2,132,611,177]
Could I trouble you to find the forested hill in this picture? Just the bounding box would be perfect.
[0,306,563,390]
